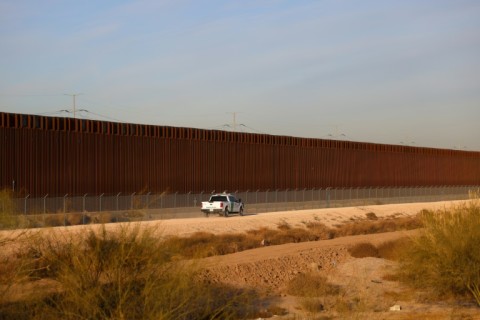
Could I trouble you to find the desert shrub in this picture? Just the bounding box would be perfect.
[305,222,336,239]
[0,189,25,229]
[165,228,310,259]
[376,238,411,261]
[348,239,411,260]
[333,295,367,315]
[164,229,280,259]
[365,212,378,220]
[0,190,32,308]
[246,227,280,241]
[398,200,480,306]
[208,233,257,256]
[163,232,217,259]
[277,220,292,231]
[269,227,318,244]
[287,274,342,315]
[42,214,66,227]
[348,242,379,258]
[0,230,34,318]
[287,273,340,297]
[162,216,423,260]
[64,213,89,226]
[334,215,421,237]
[6,224,262,319]
[163,231,260,259]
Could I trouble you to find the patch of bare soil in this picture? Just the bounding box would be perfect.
[198,230,416,291]
[197,229,480,319]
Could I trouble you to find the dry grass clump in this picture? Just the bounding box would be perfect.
[304,222,336,239]
[247,224,322,244]
[163,215,422,260]
[277,220,292,230]
[0,189,15,229]
[163,231,260,259]
[377,238,411,261]
[287,273,340,297]
[348,238,411,260]
[334,215,422,237]
[164,225,328,260]
[269,227,319,244]
[348,242,379,258]
[285,270,374,317]
[365,212,378,220]
[0,189,28,230]
[398,199,480,306]
[1,224,264,319]
[0,232,33,314]
[0,190,33,309]
[286,273,341,314]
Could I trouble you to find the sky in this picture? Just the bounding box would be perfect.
[1,0,479,151]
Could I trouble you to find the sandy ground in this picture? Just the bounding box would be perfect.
[0,200,464,240]
[147,200,462,237]
[2,200,479,319]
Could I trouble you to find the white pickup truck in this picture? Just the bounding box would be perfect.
[201,193,244,217]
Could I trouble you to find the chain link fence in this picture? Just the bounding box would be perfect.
[6,185,478,227]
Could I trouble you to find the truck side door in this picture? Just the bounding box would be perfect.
[229,195,240,212]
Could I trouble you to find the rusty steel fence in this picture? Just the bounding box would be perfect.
[7,185,478,227]
[2,112,480,198]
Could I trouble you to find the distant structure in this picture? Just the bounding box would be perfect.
[1,112,479,197]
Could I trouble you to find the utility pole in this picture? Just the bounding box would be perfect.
[227,112,240,132]
[64,93,82,118]
[326,124,349,140]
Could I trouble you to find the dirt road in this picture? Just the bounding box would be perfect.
[139,200,464,237]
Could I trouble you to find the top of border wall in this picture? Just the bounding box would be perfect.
[1,111,478,157]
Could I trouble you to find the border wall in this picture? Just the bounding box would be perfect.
[1,112,479,197]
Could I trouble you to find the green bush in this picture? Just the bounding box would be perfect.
[399,200,480,306]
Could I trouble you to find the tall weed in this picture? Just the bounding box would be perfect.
[0,189,25,230]
[0,189,32,309]
[398,200,480,306]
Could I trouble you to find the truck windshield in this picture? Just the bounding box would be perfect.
[210,196,228,202]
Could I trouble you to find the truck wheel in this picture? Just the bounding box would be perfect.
[239,206,244,216]
[224,208,230,217]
